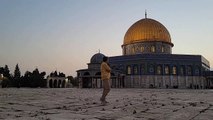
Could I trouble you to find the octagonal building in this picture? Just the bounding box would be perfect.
[77,16,212,89]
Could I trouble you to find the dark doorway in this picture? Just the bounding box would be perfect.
[82,77,92,88]
[58,80,62,88]
[62,80,66,88]
[53,80,57,88]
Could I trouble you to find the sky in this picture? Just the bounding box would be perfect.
[0,0,213,77]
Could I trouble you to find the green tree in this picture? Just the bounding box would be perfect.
[4,65,12,87]
[14,64,21,88]
[0,65,12,87]
[59,72,65,77]
[30,68,46,88]
[4,65,10,78]
[14,64,21,78]
[40,71,46,87]
[21,71,32,87]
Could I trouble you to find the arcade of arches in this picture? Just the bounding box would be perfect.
[79,71,125,88]
[47,77,69,88]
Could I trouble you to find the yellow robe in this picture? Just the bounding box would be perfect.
[101,62,111,80]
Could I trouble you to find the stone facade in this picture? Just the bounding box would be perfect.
[76,17,213,89]
[47,77,69,88]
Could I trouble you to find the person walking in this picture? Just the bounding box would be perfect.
[100,56,111,105]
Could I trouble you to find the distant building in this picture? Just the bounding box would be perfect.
[47,76,69,88]
[203,71,213,88]
[77,15,213,89]
[46,71,70,88]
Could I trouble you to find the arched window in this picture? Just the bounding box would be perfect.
[141,46,145,52]
[151,46,155,52]
[180,66,185,75]
[133,65,138,75]
[141,64,145,74]
[127,66,131,75]
[157,65,162,75]
[165,66,170,75]
[161,46,165,53]
[149,65,154,73]
[135,46,139,53]
[187,66,192,75]
[172,66,177,75]
[53,80,57,88]
[84,72,90,76]
[132,47,135,54]
[195,66,200,75]
[58,80,62,88]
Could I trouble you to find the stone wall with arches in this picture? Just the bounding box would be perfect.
[47,77,69,88]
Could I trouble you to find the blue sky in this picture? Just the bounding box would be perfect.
[0,0,213,76]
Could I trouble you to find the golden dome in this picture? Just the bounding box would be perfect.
[123,18,173,46]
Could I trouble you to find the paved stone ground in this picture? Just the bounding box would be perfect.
[0,88,213,120]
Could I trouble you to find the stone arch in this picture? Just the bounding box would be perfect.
[141,46,145,52]
[127,65,131,75]
[180,65,185,76]
[58,80,62,88]
[172,66,177,75]
[84,72,90,76]
[140,64,146,74]
[151,45,156,52]
[82,72,91,88]
[53,79,57,88]
[132,47,135,54]
[133,65,138,75]
[187,65,192,76]
[195,65,200,75]
[161,46,165,53]
[157,65,162,75]
[149,64,155,74]
[164,65,170,75]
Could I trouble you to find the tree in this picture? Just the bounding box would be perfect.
[4,65,10,78]
[59,72,65,77]
[14,64,21,88]
[0,65,12,87]
[29,68,46,88]
[54,71,58,77]
[14,64,21,79]
[50,71,65,77]
[40,71,46,87]
[21,71,32,87]
[4,65,12,87]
